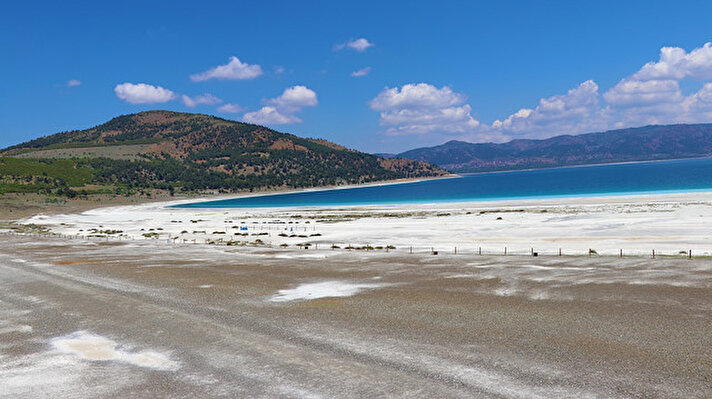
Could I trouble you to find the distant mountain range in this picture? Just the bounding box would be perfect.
[0,111,445,197]
[389,124,712,173]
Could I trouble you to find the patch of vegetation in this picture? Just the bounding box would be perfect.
[0,111,446,198]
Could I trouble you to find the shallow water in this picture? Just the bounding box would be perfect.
[174,157,712,208]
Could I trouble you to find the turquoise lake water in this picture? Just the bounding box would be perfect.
[173,157,712,208]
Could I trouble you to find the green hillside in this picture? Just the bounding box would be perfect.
[0,111,446,197]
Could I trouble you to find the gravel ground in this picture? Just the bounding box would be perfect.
[0,235,710,398]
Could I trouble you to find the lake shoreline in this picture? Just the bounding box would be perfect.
[171,157,712,209]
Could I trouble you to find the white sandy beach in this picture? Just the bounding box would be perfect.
[17,190,712,257]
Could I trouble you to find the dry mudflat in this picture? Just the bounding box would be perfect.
[0,235,710,398]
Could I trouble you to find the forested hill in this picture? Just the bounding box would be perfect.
[396,124,712,172]
[0,110,446,197]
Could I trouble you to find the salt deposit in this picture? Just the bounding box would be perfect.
[270,281,391,302]
[51,331,178,371]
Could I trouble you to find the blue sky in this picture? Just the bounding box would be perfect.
[2,1,712,153]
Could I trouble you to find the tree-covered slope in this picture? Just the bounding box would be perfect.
[0,111,446,196]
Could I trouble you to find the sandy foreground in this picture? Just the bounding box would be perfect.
[0,191,711,397]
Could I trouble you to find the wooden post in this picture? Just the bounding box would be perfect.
[652,249,655,259]
[478,247,482,255]
[409,246,412,254]
[558,248,562,257]
[454,247,457,255]
[619,249,623,258]
[689,249,692,259]
[504,247,507,256]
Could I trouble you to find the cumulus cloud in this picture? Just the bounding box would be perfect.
[190,56,263,82]
[114,83,177,104]
[599,42,712,127]
[67,79,81,87]
[243,106,301,124]
[242,85,318,125]
[351,66,371,77]
[217,103,245,113]
[181,93,222,108]
[369,83,479,136]
[492,80,608,138]
[370,43,712,143]
[268,85,317,110]
[603,79,682,108]
[632,42,712,81]
[335,38,374,52]
[370,83,467,111]
[683,83,712,120]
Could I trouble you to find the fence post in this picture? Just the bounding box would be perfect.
[504,247,507,256]
[689,249,692,259]
[652,249,655,259]
[478,247,481,255]
[558,248,562,256]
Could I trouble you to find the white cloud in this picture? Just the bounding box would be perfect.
[603,79,682,108]
[379,105,480,136]
[598,42,712,128]
[243,106,301,125]
[274,66,285,75]
[268,85,318,111]
[369,83,467,111]
[181,93,222,108]
[492,80,608,138]
[242,85,318,125]
[217,103,245,113]
[190,56,263,82]
[683,83,712,120]
[67,79,81,87]
[367,42,712,144]
[633,42,712,81]
[369,83,480,136]
[114,83,177,104]
[351,66,371,77]
[335,38,374,52]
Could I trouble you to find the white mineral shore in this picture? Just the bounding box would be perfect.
[20,190,712,257]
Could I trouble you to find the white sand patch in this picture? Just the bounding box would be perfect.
[198,284,213,288]
[51,331,179,371]
[0,324,33,334]
[445,273,478,279]
[270,280,390,302]
[20,191,712,258]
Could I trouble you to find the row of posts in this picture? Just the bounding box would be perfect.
[0,231,698,258]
